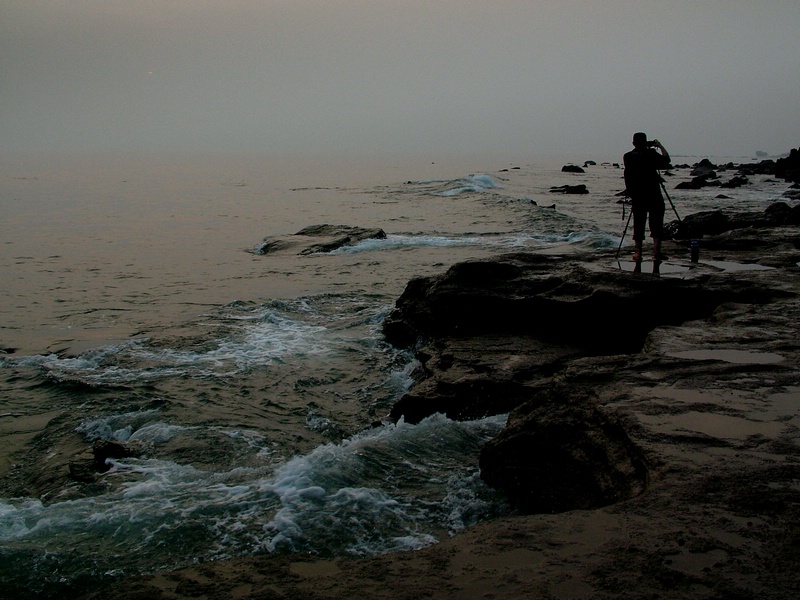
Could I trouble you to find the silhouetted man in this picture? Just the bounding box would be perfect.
[623,132,671,261]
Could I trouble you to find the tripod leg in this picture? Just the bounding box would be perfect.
[661,181,682,222]
[616,210,633,259]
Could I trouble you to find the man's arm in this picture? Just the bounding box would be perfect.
[651,139,671,166]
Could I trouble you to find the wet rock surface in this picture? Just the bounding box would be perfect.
[479,385,650,514]
[252,224,386,255]
[383,204,800,517]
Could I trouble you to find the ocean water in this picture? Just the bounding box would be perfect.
[0,151,791,597]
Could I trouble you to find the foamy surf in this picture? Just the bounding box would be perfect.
[0,296,400,385]
[0,413,509,593]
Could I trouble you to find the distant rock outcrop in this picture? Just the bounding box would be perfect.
[549,184,589,194]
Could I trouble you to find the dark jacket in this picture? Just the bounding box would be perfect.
[623,148,671,202]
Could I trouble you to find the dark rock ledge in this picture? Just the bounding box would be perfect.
[382,204,800,514]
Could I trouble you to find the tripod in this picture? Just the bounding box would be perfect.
[660,174,682,223]
[616,174,682,259]
[616,201,633,259]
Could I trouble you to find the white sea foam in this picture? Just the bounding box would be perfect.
[132,307,331,376]
[76,409,163,442]
[0,303,360,384]
[331,229,617,256]
[258,413,508,556]
[417,174,503,197]
[329,233,487,255]
[1,413,508,563]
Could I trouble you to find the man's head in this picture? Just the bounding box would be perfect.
[632,132,648,148]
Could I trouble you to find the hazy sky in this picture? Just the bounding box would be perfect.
[2,1,799,160]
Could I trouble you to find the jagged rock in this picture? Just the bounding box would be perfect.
[68,440,137,482]
[479,386,649,513]
[68,448,98,482]
[675,174,720,190]
[250,225,387,255]
[775,147,800,183]
[737,159,777,177]
[690,159,717,178]
[720,174,750,188]
[93,440,136,472]
[675,174,750,190]
[296,225,386,255]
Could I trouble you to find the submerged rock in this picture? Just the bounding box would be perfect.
[549,184,589,194]
[251,224,387,255]
[297,224,387,254]
[68,440,137,482]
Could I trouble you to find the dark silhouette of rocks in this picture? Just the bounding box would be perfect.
[671,150,799,192]
[69,440,137,482]
[690,158,718,178]
[549,184,589,194]
[775,147,800,183]
[666,201,800,242]
[737,159,777,176]
[382,251,778,357]
[561,164,585,173]
[674,172,749,190]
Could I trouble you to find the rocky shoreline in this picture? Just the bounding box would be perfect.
[91,202,800,599]
[380,247,788,512]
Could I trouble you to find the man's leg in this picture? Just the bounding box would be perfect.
[653,237,662,260]
[632,203,646,261]
[650,199,666,260]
